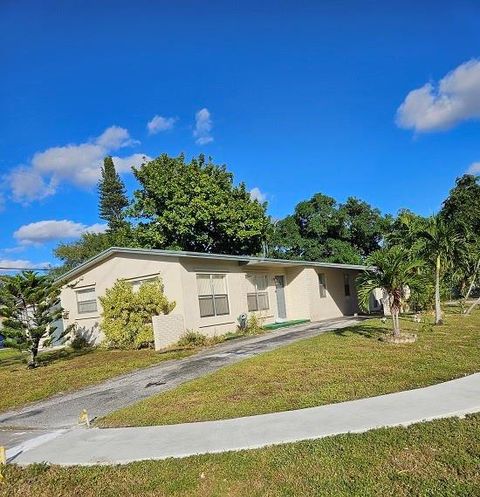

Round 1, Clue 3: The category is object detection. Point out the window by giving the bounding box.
[130,277,157,292]
[318,273,327,298]
[196,274,229,317]
[76,288,98,314]
[246,274,270,311]
[344,274,351,297]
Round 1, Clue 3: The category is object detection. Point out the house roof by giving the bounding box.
[57,246,370,283]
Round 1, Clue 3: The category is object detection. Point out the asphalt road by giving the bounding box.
[0,317,363,448]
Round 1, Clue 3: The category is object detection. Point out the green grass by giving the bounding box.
[3,414,480,496]
[0,347,194,413]
[100,308,480,427]
[0,348,23,361]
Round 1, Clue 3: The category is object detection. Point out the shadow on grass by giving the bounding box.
[332,324,389,339]
[0,347,96,369]
[333,316,427,340]
[36,347,95,366]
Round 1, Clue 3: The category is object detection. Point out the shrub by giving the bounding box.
[100,279,175,349]
[245,313,264,335]
[69,327,93,351]
[177,330,208,348]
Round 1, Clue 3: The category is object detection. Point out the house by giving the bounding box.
[58,247,368,347]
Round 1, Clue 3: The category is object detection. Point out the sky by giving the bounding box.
[1,0,480,270]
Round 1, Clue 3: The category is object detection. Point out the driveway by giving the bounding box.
[0,317,363,448]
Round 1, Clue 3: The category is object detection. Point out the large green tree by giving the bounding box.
[0,271,70,367]
[53,232,114,276]
[440,174,480,299]
[98,156,129,231]
[268,193,390,263]
[130,154,270,254]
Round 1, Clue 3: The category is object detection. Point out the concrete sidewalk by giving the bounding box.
[9,373,480,466]
[0,317,361,447]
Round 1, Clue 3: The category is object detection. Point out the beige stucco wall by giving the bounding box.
[307,268,360,321]
[177,259,285,336]
[61,254,290,343]
[60,253,362,345]
[284,267,360,323]
[283,266,310,320]
[60,253,185,344]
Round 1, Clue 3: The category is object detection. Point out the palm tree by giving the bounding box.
[415,216,467,325]
[357,246,425,336]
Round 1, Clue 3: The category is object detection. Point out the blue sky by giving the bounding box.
[1,0,480,270]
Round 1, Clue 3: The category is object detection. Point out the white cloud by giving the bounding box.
[95,126,138,149]
[9,166,58,203]
[147,115,177,134]
[14,220,108,245]
[0,259,51,270]
[193,108,214,145]
[467,162,480,175]
[7,126,147,203]
[112,153,152,173]
[0,246,26,254]
[250,187,267,203]
[0,193,4,211]
[396,59,480,132]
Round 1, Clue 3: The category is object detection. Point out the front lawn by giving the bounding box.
[3,414,480,496]
[100,308,480,427]
[0,347,194,413]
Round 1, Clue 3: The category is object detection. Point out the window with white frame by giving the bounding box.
[344,273,351,297]
[130,277,158,292]
[196,274,229,317]
[318,273,327,298]
[246,274,269,312]
[76,287,98,314]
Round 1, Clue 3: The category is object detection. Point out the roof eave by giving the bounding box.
[56,247,371,284]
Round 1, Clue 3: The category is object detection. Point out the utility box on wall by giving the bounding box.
[152,314,185,350]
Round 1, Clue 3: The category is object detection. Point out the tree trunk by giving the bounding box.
[464,257,480,301]
[434,255,443,325]
[28,343,39,369]
[466,295,480,316]
[391,290,401,337]
[392,310,400,337]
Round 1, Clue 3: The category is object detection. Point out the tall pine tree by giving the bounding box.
[98,156,129,231]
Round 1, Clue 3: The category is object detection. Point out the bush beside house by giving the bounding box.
[99,279,175,349]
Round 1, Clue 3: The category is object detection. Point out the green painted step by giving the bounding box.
[263,319,310,330]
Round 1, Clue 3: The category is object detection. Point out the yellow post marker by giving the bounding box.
[0,446,6,483]
[78,409,90,428]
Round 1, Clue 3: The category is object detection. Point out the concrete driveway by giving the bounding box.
[0,317,363,448]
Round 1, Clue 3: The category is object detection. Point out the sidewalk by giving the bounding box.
[0,317,361,448]
[9,372,480,466]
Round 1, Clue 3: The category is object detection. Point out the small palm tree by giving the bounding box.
[357,247,425,336]
[416,216,467,325]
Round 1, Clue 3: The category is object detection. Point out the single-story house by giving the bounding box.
[58,247,372,347]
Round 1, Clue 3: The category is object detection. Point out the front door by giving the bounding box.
[274,275,287,319]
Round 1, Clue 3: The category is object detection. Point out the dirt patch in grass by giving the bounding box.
[3,414,480,497]
[100,309,480,427]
